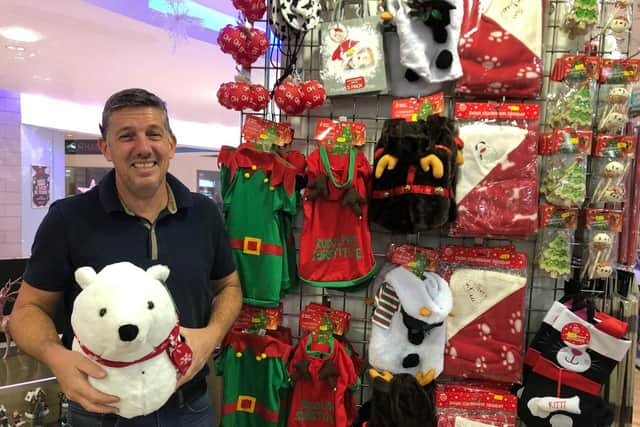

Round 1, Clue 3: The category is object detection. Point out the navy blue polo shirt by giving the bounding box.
[24,170,236,356]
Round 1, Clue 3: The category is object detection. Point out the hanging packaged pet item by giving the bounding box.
[456,0,543,98]
[538,129,591,208]
[517,302,631,427]
[435,382,517,426]
[596,59,640,133]
[561,0,600,40]
[390,92,445,122]
[580,209,622,281]
[298,123,377,289]
[219,135,305,307]
[450,103,539,239]
[590,135,635,205]
[216,327,292,427]
[384,0,463,86]
[319,0,388,96]
[368,266,453,386]
[536,206,579,280]
[440,246,527,384]
[604,0,631,35]
[288,331,360,427]
[370,115,462,233]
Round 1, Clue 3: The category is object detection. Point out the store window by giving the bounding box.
[64,167,110,197]
[197,170,223,211]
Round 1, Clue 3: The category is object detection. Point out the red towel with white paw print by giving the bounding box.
[456,0,543,98]
[440,247,527,383]
[450,122,538,238]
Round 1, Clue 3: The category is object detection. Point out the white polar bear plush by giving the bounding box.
[71,262,192,419]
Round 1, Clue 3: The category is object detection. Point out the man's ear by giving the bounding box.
[98,138,112,162]
[169,134,177,159]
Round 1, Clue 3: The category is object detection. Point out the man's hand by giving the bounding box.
[175,326,217,388]
[48,348,119,414]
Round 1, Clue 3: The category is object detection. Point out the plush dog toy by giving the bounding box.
[71,262,192,418]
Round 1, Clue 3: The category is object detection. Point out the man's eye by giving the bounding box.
[119,134,134,140]
[148,133,163,140]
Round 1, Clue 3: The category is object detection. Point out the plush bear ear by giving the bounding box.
[146,265,170,283]
[75,267,97,290]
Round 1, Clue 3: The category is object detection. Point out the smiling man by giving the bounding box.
[11,88,242,427]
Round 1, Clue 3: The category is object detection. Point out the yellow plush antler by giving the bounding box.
[369,368,394,382]
[416,368,436,386]
[375,154,399,178]
[419,154,444,178]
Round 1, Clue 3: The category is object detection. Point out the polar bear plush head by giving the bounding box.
[71,262,176,362]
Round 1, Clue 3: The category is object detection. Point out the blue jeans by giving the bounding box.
[67,389,215,427]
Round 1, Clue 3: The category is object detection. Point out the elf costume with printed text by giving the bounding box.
[216,329,292,427]
[288,334,360,427]
[299,145,377,288]
[219,144,305,307]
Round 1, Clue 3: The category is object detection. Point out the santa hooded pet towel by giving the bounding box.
[451,122,538,238]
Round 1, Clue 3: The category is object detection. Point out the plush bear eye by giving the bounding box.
[99,308,107,317]
[147,301,154,310]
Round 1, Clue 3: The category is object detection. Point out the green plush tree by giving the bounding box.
[316,314,334,344]
[257,125,276,151]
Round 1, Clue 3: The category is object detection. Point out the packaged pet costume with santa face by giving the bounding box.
[370,116,462,233]
[369,266,453,386]
[71,262,191,419]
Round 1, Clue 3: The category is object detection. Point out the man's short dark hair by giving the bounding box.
[99,88,173,139]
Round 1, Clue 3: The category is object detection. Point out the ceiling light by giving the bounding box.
[6,45,25,51]
[0,26,43,43]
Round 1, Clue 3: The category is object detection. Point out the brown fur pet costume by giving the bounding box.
[370,116,462,233]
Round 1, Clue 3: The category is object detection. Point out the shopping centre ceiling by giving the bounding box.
[0,0,243,128]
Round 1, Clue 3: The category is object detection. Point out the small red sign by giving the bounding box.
[560,322,590,347]
[345,77,365,91]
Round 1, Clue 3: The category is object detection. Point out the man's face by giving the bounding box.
[98,107,176,200]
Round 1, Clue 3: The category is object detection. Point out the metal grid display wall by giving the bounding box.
[236,0,638,416]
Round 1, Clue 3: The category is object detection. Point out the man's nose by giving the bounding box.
[133,135,153,154]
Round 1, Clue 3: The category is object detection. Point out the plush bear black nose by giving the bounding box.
[119,324,139,342]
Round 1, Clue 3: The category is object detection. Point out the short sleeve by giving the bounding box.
[209,204,237,280]
[23,202,73,292]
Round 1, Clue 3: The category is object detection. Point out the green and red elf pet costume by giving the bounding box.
[219,143,305,307]
[216,328,293,427]
[287,333,360,427]
[298,140,377,288]
[370,115,463,233]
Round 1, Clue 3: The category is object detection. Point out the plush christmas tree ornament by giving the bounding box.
[385,0,463,83]
[369,267,453,385]
[71,262,191,419]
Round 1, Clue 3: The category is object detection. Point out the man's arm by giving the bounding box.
[11,281,119,413]
[177,270,242,386]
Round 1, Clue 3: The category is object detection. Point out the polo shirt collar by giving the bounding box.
[98,169,193,214]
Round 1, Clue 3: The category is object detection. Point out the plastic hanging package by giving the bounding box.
[547,55,600,131]
[538,129,591,208]
[580,209,623,281]
[536,206,579,280]
[589,135,635,205]
[439,245,528,384]
[561,0,600,40]
[455,0,543,99]
[449,102,539,239]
